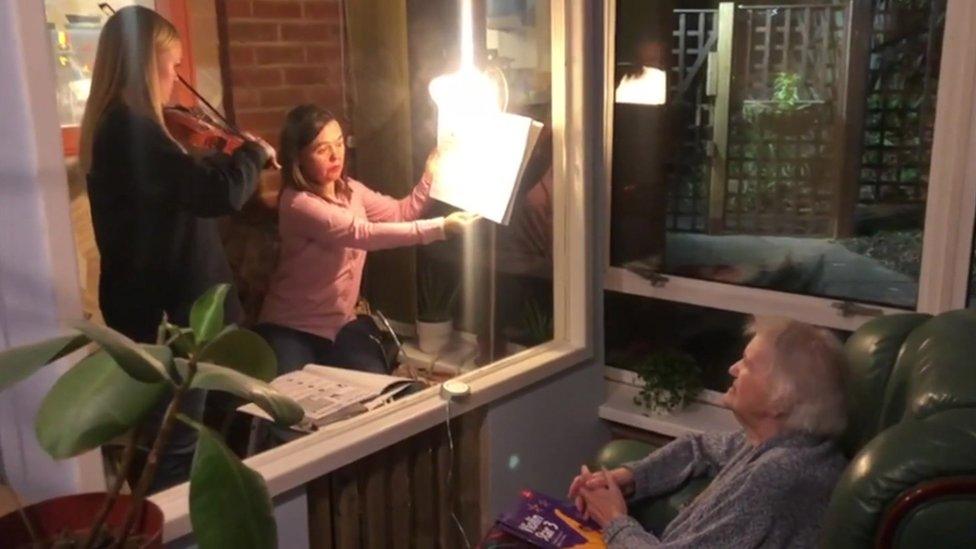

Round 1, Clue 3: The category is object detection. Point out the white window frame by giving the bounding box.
[599,0,976,437]
[148,0,596,541]
[601,0,976,333]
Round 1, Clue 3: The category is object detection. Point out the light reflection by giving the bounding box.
[615,66,667,105]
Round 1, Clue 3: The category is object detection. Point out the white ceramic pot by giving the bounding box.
[416,319,453,355]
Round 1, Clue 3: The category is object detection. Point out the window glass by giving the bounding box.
[610,0,946,308]
[605,291,851,395]
[44,1,154,127]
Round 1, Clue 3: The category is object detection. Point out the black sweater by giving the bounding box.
[87,103,268,342]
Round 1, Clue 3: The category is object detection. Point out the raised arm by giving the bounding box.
[623,432,744,500]
[123,111,268,217]
[357,175,435,223]
[281,190,445,251]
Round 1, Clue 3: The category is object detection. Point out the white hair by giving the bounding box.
[747,316,848,438]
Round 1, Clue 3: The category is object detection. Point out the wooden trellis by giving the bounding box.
[666,9,718,233]
[719,2,848,236]
[857,0,946,206]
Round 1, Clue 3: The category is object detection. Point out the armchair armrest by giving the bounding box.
[594,440,711,536]
[876,477,976,548]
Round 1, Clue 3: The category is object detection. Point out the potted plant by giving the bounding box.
[630,350,703,414]
[0,284,303,548]
[416,263,458,355]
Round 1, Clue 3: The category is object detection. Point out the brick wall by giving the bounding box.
[219,0,345,148]
[216,0,347,323]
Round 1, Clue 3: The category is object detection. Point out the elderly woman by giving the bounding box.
[570,317,848,548]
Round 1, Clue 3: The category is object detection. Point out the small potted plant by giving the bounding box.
[630,350,703,414]
[416,263,458,355]
[0,284,302,548]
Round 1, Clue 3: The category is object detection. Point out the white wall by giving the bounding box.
[483,359,608,521]
[0,1,102,502]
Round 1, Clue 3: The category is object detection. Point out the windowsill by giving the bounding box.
[150,340,590,542]
[600,366,738,438]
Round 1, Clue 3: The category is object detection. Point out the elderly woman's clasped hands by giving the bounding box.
[567,464,636,528]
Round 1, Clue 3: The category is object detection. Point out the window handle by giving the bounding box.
[831,301,884,318]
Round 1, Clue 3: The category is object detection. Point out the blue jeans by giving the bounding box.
[255,316,390,375]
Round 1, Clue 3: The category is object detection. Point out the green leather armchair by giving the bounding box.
[595,310,976,547]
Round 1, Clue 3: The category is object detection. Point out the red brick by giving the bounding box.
[233,88,262,109]
[224,0,252,18]
[304,44,340,63]
[253,1,302,19]
[228,45,255,65]
[280,22,337,42]
[231,66,283,87]
[304,85,341,106]
[254,45,305,65]
[227,21,279,42]
[284,66,333,86]
[260,87,307,107]
[236,109,287,132]
[303,1,339,20]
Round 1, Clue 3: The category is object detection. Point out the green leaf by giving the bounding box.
[190,284,231,345]
[70,320,169,383]
[197,328,278,382]
[176,359,302,426]
[164,323,196,358]
[0,333,89,391]
[182,416,277,549]
[35,349,168,458]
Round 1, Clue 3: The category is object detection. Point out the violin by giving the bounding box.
[163,106,246,156]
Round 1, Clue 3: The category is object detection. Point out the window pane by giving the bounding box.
[44,1,154,127]
[610,0,946,308]
[605,291,851,395]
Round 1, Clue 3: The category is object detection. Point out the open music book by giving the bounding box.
[239,364,424,430]
[432,112,544,225]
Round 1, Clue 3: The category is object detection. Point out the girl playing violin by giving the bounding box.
[80,5,277,343]
[78,5,277,490]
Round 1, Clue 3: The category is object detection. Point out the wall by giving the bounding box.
[483,360,608,523]
[220,0,345,148]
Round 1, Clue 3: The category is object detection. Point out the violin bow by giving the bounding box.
[98,2,245,138]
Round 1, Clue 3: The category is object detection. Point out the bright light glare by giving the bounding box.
[615,66,667,105]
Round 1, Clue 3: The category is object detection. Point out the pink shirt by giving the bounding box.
[259,176,445,340]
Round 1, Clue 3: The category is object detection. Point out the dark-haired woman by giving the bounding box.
[256,104,476,375]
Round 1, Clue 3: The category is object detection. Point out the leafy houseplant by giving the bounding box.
[416,263,458,354]
[630,351,703,414]
[0,284,303,548]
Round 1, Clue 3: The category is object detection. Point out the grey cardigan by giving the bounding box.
[603,431,846,548]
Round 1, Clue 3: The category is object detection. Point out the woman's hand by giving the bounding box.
[578,469,629,528]
[568,465,635,512]
[444,211,480,235]
[243,131,281,170]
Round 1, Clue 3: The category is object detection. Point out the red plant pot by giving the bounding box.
[0,492,163,548]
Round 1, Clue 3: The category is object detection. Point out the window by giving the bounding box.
[44,0,194,155]
[602,0,976,441]
[605,0,976,338]
[608,0,948,311]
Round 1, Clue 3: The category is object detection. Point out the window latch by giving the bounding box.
[831,301,884,318]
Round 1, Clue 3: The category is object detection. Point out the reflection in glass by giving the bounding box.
[44,1,153,127]
[611,0,946,308]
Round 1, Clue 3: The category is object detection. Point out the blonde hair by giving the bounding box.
[747,316,848,438]
[79,6,180,171]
